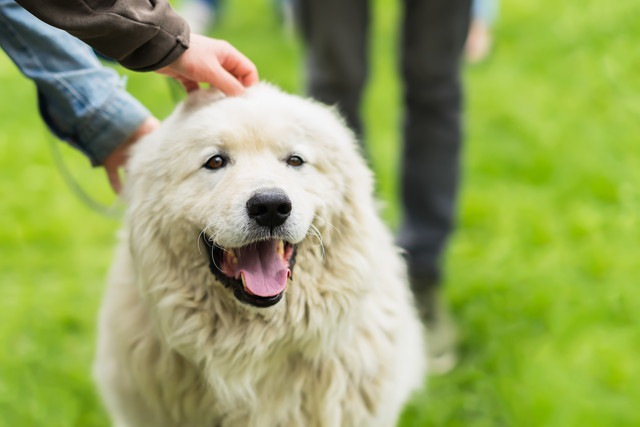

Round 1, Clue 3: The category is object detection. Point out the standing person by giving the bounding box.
[2,0,258,191]
[180,0,222,34]
[294,0,471,373]
[466,0,499,62]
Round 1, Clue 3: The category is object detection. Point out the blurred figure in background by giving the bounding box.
[294,0,471,373]
[180,0,222,34]
[466,0,499,62]
[180,0,297,34]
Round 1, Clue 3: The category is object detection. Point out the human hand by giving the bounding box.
[157,34,259,94]
[103,116,161,193]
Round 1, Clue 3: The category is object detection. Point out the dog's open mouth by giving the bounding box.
[203,237,297,308]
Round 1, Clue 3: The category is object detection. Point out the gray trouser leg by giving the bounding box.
[398,0,471,287]
[295,0,470,289]
[294,0,370,136]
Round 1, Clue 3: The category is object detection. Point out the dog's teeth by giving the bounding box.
[277,240,285,258]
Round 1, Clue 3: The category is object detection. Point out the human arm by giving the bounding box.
[14,0,189,72]
[0,1,156,193]
[15,0,258,94]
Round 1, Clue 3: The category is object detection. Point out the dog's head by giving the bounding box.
[126,84,373,310]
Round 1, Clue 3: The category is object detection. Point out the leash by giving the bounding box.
[49,77,184,218]
[47,133,124,219]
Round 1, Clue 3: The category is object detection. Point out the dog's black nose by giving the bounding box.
[246,189,292,228]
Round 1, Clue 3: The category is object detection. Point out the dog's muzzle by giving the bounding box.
[202,235,297,308]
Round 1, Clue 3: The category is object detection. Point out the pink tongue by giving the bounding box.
[236,241,289,297]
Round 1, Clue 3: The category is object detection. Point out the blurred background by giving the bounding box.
[1,0,639,425]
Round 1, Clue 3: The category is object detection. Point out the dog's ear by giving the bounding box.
[180,88,227,113]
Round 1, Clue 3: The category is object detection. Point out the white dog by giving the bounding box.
[94,84,426,427]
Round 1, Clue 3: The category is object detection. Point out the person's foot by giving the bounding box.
[465,18,493,63]
[425,296,458,374]
[412,282,459,375]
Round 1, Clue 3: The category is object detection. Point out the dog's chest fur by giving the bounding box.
[97,238,405,427]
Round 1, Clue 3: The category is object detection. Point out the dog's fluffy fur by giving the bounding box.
[94,84,426,427]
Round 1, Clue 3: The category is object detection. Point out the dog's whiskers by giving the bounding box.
[197,224,218,252]
[197,225,228,273]
[307,224,326,258]
[209,243,226,273]
[196,227,210,255]
[313,214,342,239]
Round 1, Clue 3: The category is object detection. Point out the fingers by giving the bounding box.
[209,64,246,96]
[206,45,258,96]
[241,70,259,87]
[102,116,159,194]
[156,35,259,96]
[218,44,259,88]
[179,77,200,93]
[199,40,257,95]
[105,165,122,194]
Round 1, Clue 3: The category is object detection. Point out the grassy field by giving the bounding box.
[1,0,639,425]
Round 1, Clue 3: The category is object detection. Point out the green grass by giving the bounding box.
[1,0,640,425]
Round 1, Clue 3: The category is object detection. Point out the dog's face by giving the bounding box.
[127,85,368,309]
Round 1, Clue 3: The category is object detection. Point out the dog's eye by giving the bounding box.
[286,155,304,167]
[204,155,228,170]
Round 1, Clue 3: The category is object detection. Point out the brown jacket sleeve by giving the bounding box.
[15,0,190,71]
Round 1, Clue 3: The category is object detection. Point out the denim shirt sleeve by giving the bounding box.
[0,0,150,165]
[15,0,190,71]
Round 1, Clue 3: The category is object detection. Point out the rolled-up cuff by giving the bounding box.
[118,2,191,71]
[75,83,150,165]
[16,0,191,72]
[120,27,189,72]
